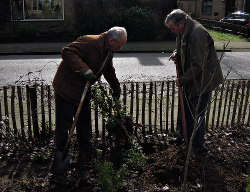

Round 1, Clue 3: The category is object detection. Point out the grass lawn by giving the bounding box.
[208,29,250,42]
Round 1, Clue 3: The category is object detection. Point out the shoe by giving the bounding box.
[169,137,184,145]
[50,150,70,176]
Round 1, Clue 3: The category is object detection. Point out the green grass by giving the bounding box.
[208,29,250,42]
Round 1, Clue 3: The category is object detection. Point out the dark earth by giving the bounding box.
[0,125,249,192]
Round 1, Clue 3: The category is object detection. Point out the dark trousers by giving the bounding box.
[54,94,92,152]
[177,91,211,152]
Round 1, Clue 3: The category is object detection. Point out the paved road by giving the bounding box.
[0,52,249,86]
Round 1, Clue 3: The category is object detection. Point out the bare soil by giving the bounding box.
[0,125,249,192]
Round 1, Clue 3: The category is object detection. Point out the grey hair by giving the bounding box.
[164,9,190,26]
[107,26,127,42]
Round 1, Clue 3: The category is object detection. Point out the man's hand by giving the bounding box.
[169,52,178,64]
[84,69,97,81]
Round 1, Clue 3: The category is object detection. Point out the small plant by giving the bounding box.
[94,159,128,192]
[31,148,52,163]
[92,81,132,144]
[123,143,147,170]
[16,179,30,191]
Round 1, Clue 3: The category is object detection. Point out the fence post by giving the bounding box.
[226,80,235,127]
[17,86,25,139]
[41,85,46,138]
[211,88,218,130]
[148,82,153,134]
[171,81,175,132]
[231,81,241,127]
[154,82,157,133]
[26,85,32,139]
[11,86,17,136]
[30,85,40,138]
[165,81,170,133]
[242,80,250,124]
[237,81,245,125]
[221,80,230,127]
[123,84,127,112]
[47,85,52,134]
[3,87,10,132]
[135,83,139,134]
[216,84,224,129]
[130,83,134,117]
[141,83,146,136]
[159,82,164,133]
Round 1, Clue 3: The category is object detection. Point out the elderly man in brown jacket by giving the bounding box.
[51,26,127,170]
[165,9,223,156]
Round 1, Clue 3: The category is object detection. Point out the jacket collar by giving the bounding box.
[183,17,195,38]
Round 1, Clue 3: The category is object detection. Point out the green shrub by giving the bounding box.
[124,6,156,41]
[124,143,147,170]
[103,8,126,30]
[94,160,128,192]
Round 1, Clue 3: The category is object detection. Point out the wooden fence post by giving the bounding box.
[47,85,52,134]
[17,86,25,138]
[226,80,235,127]
[159,82,164,133]
[3,87,10,132]
[211,88,218,130]
[154,82,157,133]
[231,81,241,127]
[148,82,153,134]
[165,81,170,133]
[171,81,175,132]
[135,83,139,126]
[237,81,245,125]
[26,85,32,138]
[11,86,17,136]
[216,84,224,129]
[123,84,127,112]
[221,80,230,127]
[142,83,146,136]
[30,85,40,138]
[242,80,250,124]
[130,83,134,117]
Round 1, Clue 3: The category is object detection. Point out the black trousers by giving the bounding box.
[177,91,211,152]
[54,94,92,152]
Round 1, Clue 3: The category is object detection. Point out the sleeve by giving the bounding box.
[179,28,209,86]
[61,39,91,75]
[103,59,121,97]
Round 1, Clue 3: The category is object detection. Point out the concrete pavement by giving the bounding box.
[0,41,250,54]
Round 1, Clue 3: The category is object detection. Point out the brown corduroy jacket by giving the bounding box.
[53,32,121,104]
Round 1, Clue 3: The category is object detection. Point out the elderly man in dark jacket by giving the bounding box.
[52,26,127,170]
[165,9,223,155]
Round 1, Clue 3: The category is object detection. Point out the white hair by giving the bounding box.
[107,26,127,42]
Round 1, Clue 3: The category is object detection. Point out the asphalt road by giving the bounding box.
[0,52,249,86]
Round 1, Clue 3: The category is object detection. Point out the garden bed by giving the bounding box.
[0,125,249,192]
